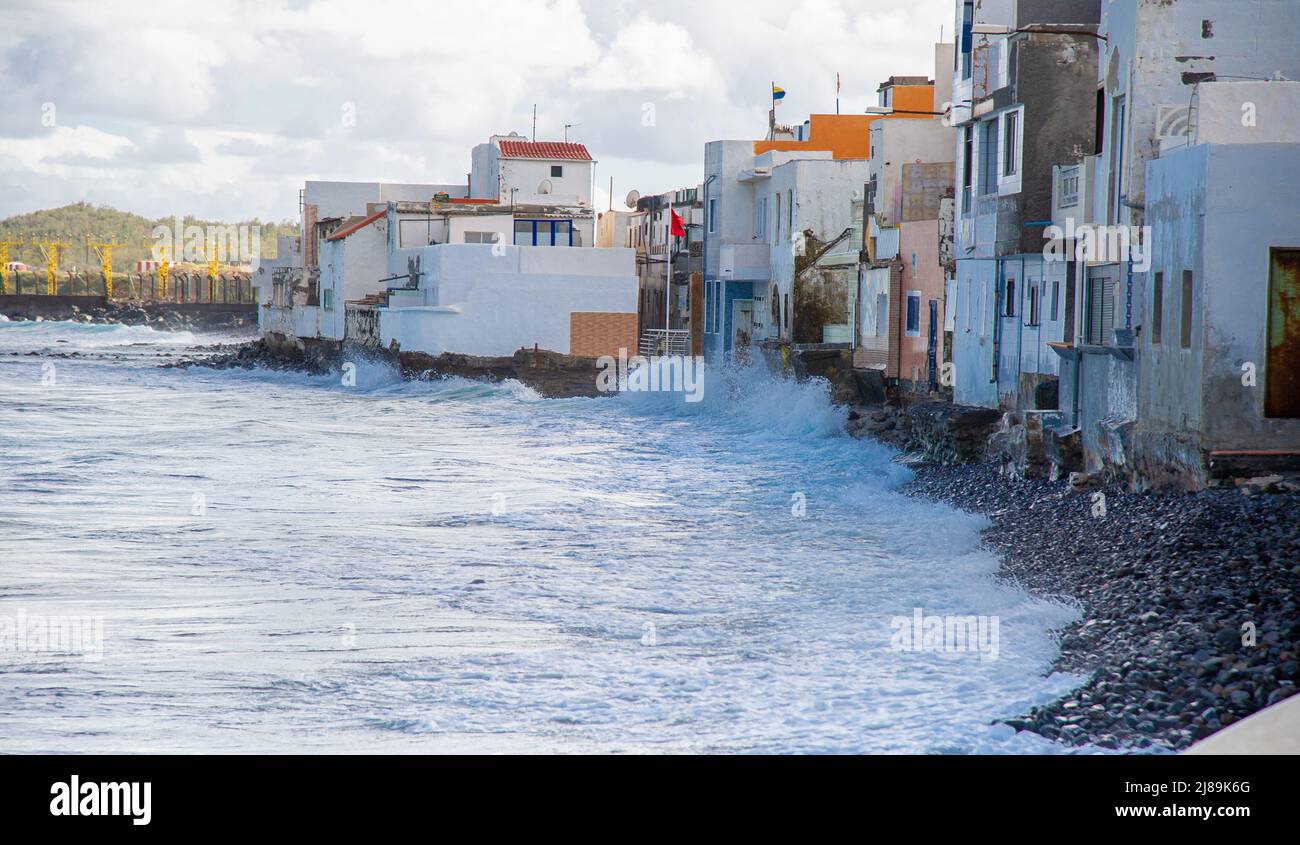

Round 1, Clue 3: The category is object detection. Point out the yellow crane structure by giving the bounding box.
[33,239,70,296]
[194,241,221,302]
[0,239,23,295]
[151,240,173,299]
[87,238,127,299]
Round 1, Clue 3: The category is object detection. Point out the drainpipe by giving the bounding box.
[992,262,1001,386]
[1017,255,1025,405]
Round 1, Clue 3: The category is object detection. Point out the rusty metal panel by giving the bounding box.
[1267,248,1300,418]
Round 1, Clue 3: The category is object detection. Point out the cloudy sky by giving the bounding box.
[0,0,953,222]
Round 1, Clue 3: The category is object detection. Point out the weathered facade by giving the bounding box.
[949,0,1101,410]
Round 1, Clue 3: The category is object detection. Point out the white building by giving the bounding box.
[470,134,596,245]
[259,133,609,352]
[359,204,637,359]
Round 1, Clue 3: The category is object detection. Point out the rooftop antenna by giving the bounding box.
[532,104,537,141]
[564,122,581,142]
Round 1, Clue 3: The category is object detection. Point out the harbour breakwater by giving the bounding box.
[0,294,256,333]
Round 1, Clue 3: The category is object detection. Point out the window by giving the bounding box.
[1087,274,1116,346]
[717,279,728,332]
[1059,167,1080,208]
[1109,95,1126,224]
[1151,272,1163,344]
[1094,87,1106,157]
[322,288,334,311]
[962,127,973,212]
[463,231,498,244]
[774,192,782,241]
[1050,280,1060,322]
[550,165,563,177]
[960,0,974,80]
[784,293,790,330]
[979,119,999,195]
[906,291,921,336]
[754,197,767,240]
[708,198,718,233]
[1003,111,1019,177]
[1004,276,1016,317]
[1180,270,1193,348]
[787,189,794,234]
[513,219,574,246]
[1026,280,1039,326]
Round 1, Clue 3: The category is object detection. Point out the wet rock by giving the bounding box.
[901,460,1300,752]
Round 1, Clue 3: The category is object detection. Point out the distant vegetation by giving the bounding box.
[0,202,299,273]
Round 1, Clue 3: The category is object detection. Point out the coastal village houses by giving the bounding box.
[941,0,1300,488]
[251,0,1300,491]
[701,81,937,360]
[254,134,639,361]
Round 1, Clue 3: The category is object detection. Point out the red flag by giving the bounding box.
[670,208,685,238]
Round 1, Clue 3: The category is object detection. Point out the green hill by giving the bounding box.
[0,203,299,273]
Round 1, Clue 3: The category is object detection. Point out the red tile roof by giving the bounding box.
[497,140,592,161]
[326,209,385,241]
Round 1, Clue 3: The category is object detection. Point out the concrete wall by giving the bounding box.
[378,243,636,357]
[1138,142,1300,456]
[899,220,947,385]
[449,214,513,245]
[317,219,389,341]
[1197,81,1300,146]
[869,121,954,227]
[304,181,463,219]
[1016,33,1100,254]
[1135,143,1207,440]
[1015,0,1101,27]
[498,158,591,207]
[952,258,1000,406]
[703,140,762,256]
[470,142,500,199]
[596,210,633,247]
[769,158,868,341]
[1097,0,1300,230]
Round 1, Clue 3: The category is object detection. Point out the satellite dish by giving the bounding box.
[625,189,640,208]
[538,179,553,195]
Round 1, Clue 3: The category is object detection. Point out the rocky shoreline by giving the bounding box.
[167,337,614,398]
[897,459,1299,752]
[1,299,255,332]
[163,337,332,373]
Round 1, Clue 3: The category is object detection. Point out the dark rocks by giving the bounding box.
[0,294,255,333]
[903,460,1300,752]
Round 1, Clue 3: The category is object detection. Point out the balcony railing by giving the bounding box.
[638,329,690,357]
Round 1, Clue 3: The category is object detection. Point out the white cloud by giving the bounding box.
[0,0,954,221]
[574,17,726,96]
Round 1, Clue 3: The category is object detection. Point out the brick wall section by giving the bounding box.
[570,311,638,358]
[887,262,902,378]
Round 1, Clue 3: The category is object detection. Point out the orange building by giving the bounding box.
[753,77,935,161]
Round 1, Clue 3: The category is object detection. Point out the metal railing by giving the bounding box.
[638,329,690,357]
